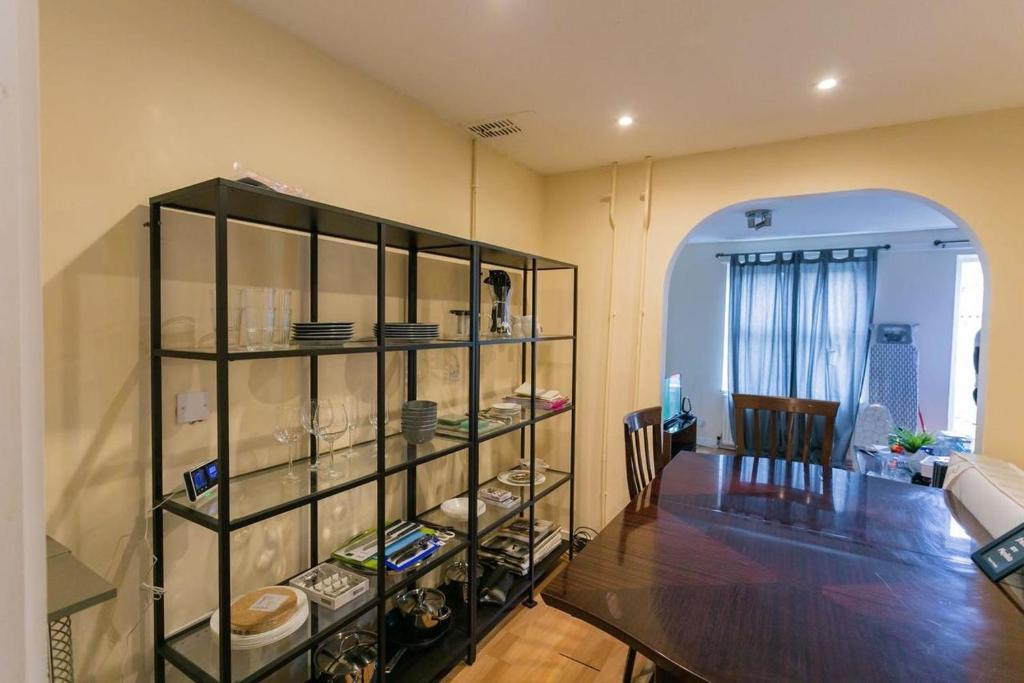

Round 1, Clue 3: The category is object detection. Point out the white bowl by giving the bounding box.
[441,497,486,520]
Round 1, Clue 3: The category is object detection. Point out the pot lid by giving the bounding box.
[396,587,447,615]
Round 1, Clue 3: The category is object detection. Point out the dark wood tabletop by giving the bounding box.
[543,452,1024,682]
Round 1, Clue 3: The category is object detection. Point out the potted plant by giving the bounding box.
[889,427,936,455]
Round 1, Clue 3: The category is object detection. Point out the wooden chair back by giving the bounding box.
[623,407,665,499]
[732,393,839,465]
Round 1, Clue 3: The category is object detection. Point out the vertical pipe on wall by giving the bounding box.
[597,162,619,526]
[470,138,479,240]
[631,157,654,411]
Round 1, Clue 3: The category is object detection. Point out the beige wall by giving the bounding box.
[542,108,1024,524]
[40,0,545,679]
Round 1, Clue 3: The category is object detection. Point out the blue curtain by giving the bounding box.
[729,249,877,465]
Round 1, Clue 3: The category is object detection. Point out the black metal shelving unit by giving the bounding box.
[149,178,577,682]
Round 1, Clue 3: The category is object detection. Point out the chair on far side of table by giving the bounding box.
[732,393,839,465]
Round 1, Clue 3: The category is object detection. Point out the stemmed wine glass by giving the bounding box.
[369,398,387,436]
[300,398,333,471]
[319,403,349,479]
[274,404,302,481]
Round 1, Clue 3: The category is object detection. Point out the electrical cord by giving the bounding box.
[119,494,173,678]
[571,527,598,554]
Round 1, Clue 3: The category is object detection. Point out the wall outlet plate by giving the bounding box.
[176,391,209,424]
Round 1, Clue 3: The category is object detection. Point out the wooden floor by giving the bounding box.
[444,559,653,683]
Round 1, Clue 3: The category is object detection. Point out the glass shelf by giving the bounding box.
[477,334,574,346]
[476,403,573,443]
[163,433,469,530]
[418,468,570,537]
[163,573,377,683]
[157,336,477,361]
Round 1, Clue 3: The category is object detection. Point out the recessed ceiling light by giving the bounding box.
[617,115,634,127]
[816,77,838,91]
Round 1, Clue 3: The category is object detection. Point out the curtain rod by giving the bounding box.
[933,238,971,248]
[714,244,891,259]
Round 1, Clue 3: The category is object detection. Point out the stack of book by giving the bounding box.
[435,415,505,440]
[479,518,564,576]
[503,382,571,412]
[479,485,520,509]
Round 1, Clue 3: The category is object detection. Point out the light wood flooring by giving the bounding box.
[444,559,653,683]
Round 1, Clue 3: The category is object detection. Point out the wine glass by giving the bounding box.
[301,398,333,470]
[319,403,349,479]
[369,398,388,433]
[274,405,302,481]
[339,400,356,459]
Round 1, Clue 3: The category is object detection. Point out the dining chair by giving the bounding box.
[732,393,839,465]
[623,406,665,499]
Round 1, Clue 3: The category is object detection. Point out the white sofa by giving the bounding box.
[944,452,1024,537]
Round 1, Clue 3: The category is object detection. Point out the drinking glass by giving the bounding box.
[206,288,244,349]
[320,403,349,479]
[274,405,302,481]
[243,287,275,350]
[301,398,332,470]
[274,290,293,348]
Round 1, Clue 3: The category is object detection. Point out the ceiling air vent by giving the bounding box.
[466,117,523,139]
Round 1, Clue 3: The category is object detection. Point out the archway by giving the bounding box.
[660,188,989,459]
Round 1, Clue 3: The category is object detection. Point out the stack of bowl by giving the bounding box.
[402,400,437,444]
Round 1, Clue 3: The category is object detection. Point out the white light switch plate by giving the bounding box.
[176,391,209,424]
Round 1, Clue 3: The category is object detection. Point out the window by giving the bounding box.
[948,255,984,440]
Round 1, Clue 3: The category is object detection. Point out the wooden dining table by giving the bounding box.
[543,452,1024,681]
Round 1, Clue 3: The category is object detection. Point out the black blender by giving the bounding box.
[483,270,513,336]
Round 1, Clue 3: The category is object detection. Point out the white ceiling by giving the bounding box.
[235,0,1024,174]
[688,190,959,243]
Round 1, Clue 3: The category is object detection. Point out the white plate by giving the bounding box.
[441,497,486,520]
[209,587,309,650]
[497,470,546,487]
[290,334,355,339]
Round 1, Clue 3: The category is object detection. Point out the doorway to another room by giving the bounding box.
[663,190,986,475]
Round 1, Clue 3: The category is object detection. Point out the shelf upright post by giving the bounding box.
[467,244,481,663]
[309,209,320,638]
[569,267,578,558]
[525,258,538,608]
[375,223,388,683]
[518,264,527,467]
[406,237,418,518]
[149,201,166,683]
[214,184,232,682]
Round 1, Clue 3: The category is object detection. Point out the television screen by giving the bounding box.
[662,373,682,422]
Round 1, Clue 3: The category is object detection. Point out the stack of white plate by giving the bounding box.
[210,586,309,650]
[373,322,439,342]
[291,322,355,345]
[489,402,522,420]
